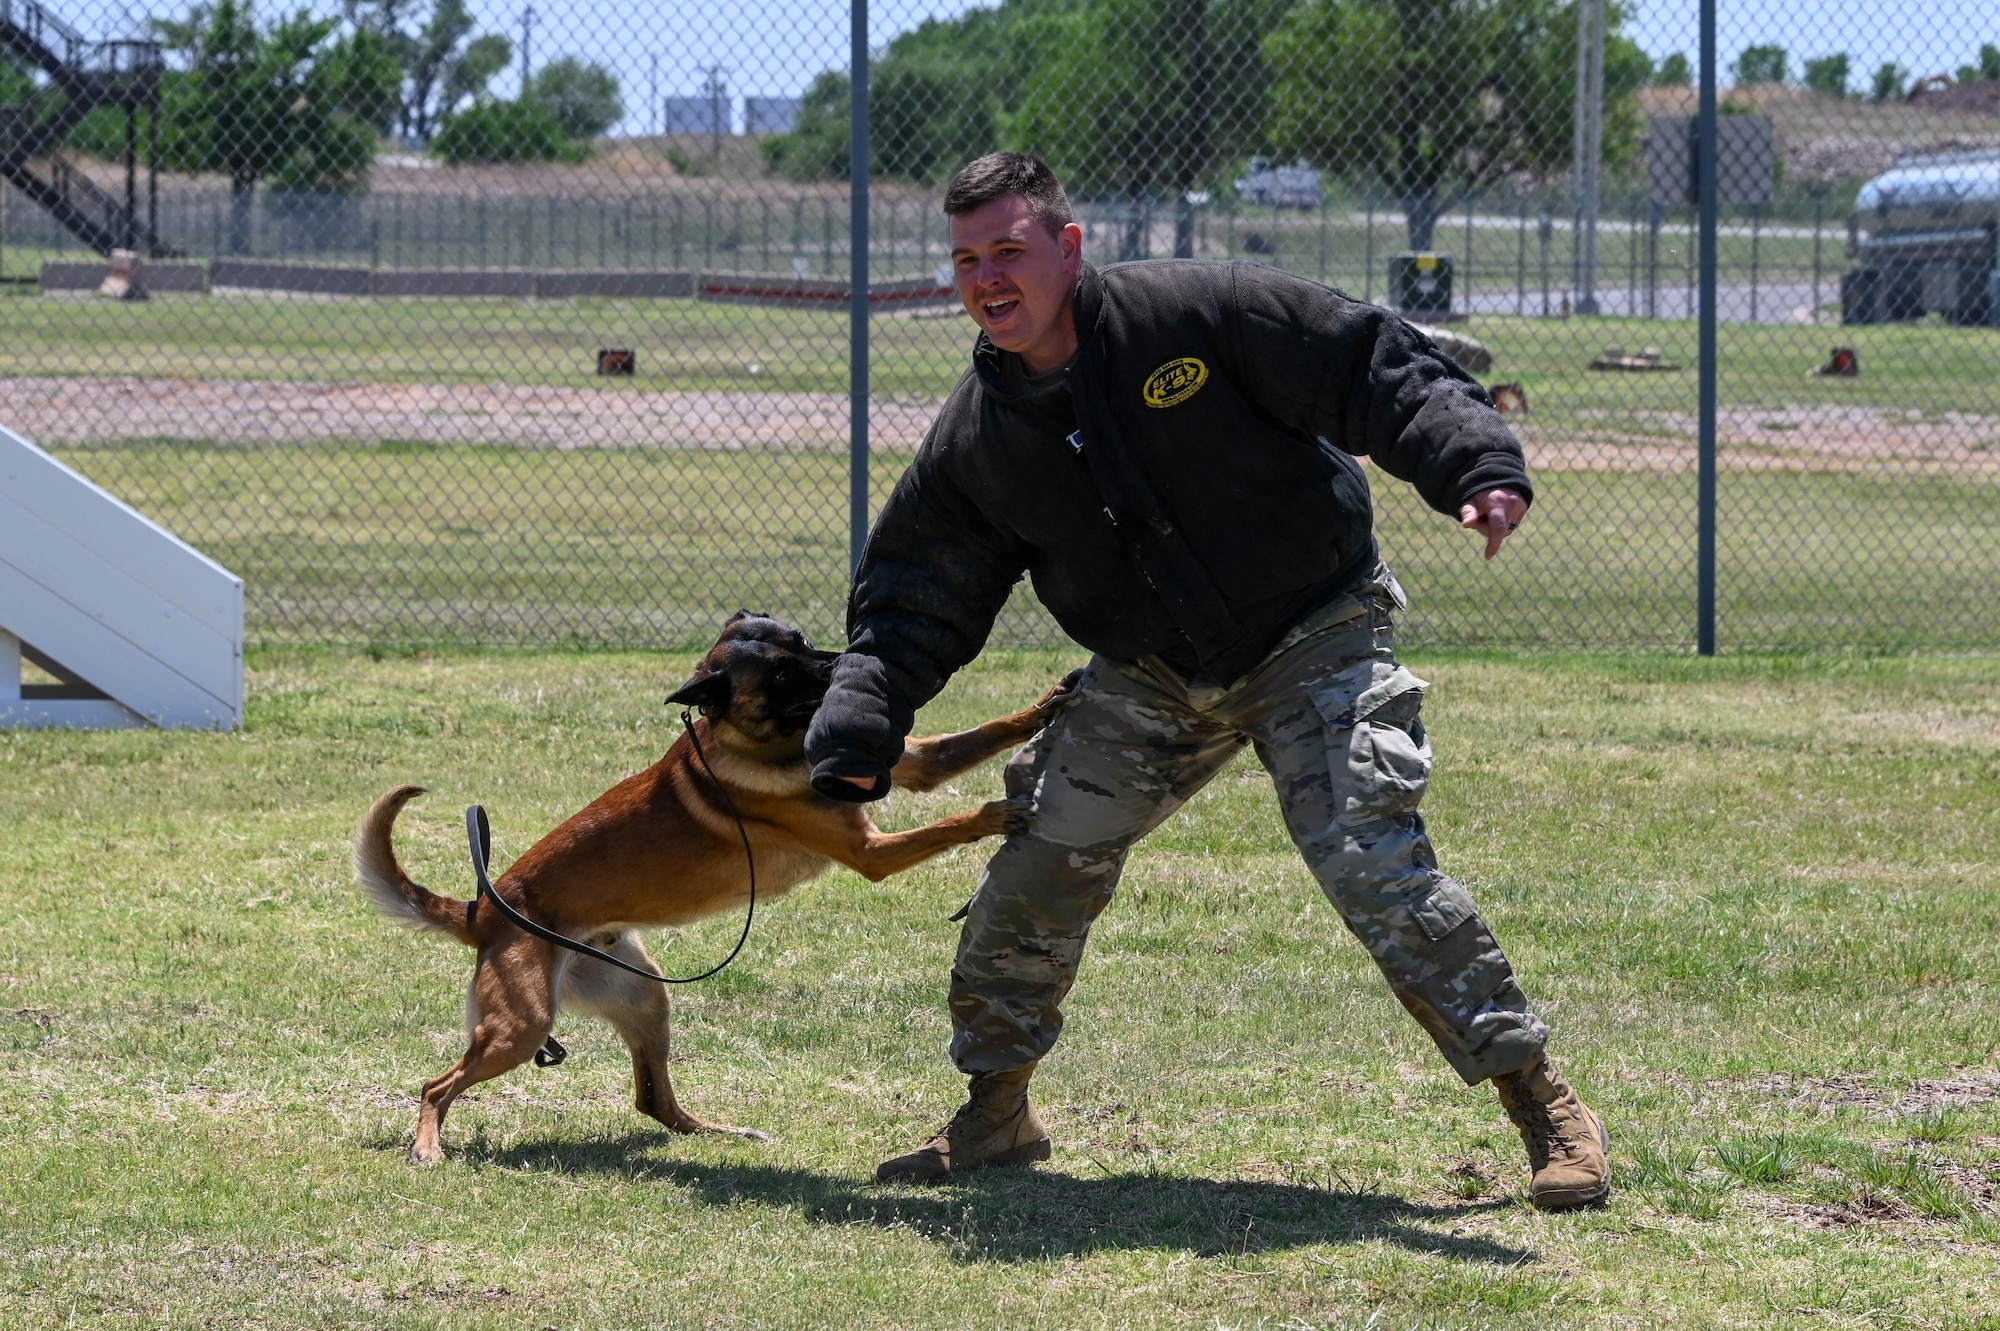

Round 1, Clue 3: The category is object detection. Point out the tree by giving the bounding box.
[1870,61,1907,102]
[434,97,580,162]
[1803,53,1849,98]
[1,50,33,104]
[762,0,1055,186]
[1955,43,2000,85]
[1264,0,1651,251]
[156,0,398,254]
[528,56,623,140]
[1732,44,1786,85]
[761,0,1284,247]
[442,33,512,115]
[761,70,853,179]
[1005,0,1290,257]
[1653,51,1690,86]
[341,0,512,142]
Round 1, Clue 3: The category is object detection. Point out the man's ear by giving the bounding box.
[666,668,730,713]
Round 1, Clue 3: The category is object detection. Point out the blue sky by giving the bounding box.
[81,0,2000,136]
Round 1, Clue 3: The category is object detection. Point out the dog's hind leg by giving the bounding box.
[410,935,557,1166]
[560,932,771,1143]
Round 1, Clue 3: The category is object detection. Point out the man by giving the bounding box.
[805,152,1607,1210]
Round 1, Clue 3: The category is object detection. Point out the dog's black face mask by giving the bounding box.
[667,611,840,740]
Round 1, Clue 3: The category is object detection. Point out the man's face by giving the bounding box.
[949,194,1084,373]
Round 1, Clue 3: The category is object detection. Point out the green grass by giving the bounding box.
[46,440,2000,651]
[3,281,1997,417]
[0,284,969,396]
[3,648,1999,1328]
[5,281,1996,652]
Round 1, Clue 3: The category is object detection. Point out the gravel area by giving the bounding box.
[0,377,938,450]
[4,376,1996,475]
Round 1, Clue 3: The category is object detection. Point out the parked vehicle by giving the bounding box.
[1842,150,2000,325]
[1233,157,1323,210]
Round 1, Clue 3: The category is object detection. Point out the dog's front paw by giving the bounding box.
[1034,667,1087,712]
[976,796,1034,838]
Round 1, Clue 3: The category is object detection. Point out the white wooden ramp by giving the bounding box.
[0,422,243,730]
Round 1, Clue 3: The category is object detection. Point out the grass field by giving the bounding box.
[42,440,2000,652]
[5,283,1997,417]
[5,282,1998,652]
[3,648,1998,1328]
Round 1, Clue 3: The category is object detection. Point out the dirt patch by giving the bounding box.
[1756,1192,1917,1230]
[0,376,939,451]
[1939,1162,2000,1214]
[1848,709,2000,748]
[1742,1069,2000,1117]
[12,375,2000,473]
[1522,405,2000,475]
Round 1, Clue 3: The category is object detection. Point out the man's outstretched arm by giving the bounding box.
[1223,267,1534,545]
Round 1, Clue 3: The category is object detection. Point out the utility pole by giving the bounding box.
[698,64,729,159]
[520,5,535,99]
[1570,0,1606,314]
[650,54,659,137]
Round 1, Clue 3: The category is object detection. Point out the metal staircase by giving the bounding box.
[1,0,172,256]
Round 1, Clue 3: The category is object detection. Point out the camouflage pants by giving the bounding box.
[948,567,1549,1086]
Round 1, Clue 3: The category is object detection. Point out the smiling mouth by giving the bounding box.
[983,298,1019,320]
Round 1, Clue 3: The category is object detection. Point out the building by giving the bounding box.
[743,97,800,135]
[664,95,730,137]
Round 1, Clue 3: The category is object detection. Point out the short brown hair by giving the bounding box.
[943,152,1074,237]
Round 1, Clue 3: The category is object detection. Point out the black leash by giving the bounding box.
[464,710,759,1068]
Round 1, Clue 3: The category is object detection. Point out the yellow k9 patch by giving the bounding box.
[1141,357,1209,408]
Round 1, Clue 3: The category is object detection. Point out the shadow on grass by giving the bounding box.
[478,1132,1534,1265]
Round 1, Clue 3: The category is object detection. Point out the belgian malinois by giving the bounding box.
[356,611,1076,1165]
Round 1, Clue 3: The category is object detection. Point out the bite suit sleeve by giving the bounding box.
[805,430,1027,801]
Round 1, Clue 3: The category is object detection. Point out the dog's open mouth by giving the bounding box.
[778,696,826,731]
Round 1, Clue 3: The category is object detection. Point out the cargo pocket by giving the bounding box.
[1309,662,1433,825]
[1410,879,1477,941]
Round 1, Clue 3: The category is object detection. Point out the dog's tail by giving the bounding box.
[354,785,479,945]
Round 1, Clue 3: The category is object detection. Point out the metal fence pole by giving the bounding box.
[1697,0,1718,655]
[849,0,870,575]
[1812,193,1824,321]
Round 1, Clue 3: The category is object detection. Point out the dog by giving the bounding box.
[355,611,1077,1165]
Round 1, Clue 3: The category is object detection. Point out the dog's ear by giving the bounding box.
[724,609,754,625]
[666,668,731,714]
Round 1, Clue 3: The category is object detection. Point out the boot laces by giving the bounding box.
[1504,1071,1582,1165]
[943,1076,1025,1140]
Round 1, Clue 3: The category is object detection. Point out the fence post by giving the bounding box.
[1363,200,1374,304]
[1812,193,1824,321]
[1748,203,1762,324]
[1463,204,1473,311]
[849,0,870,575]
[1516,195,1527,315]
[1697,0,1718,655]
[1646,200,1661,319]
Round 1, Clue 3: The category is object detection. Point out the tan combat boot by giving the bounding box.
[875,1065,1052,1184]
[1492,1057,1610,1210]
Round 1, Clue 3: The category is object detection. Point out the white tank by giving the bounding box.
[1856,151,2000,234]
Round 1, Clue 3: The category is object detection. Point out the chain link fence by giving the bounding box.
[2,0,1995,652]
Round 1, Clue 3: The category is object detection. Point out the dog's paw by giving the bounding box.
[1034,667,1088,713]
[978,796,1035,837]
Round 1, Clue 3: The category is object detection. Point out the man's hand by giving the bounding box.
[1458,488,1528,561]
